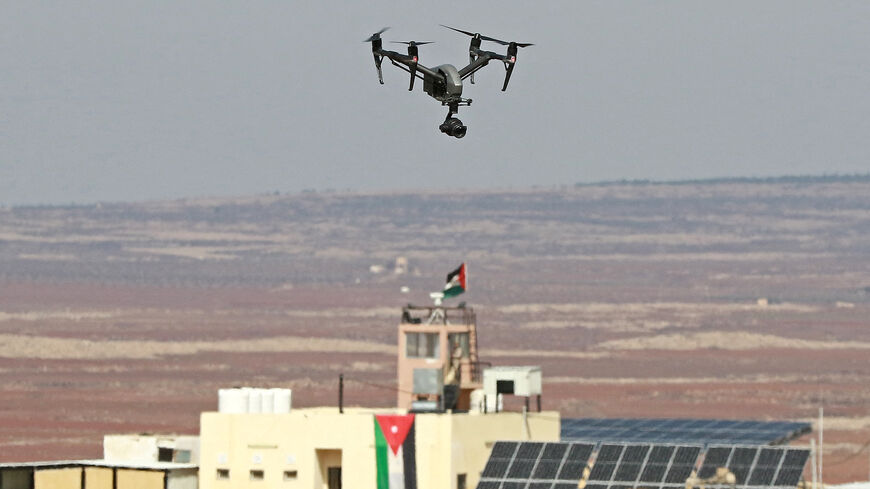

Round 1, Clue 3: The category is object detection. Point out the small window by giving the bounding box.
[496,379,515,394]
[424,333,439,358]
[174,449,192,463]
[216,469,230,480]
[158,447,173,462]
[405,332,419,358]
[406,332,440,358]
[284,470,298,481]
[457,473,467,489]
[250,469,265,481]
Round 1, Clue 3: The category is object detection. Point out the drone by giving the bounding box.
[365,25,533,138]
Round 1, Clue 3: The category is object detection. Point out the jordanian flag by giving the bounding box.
[374,414,417,489]
[443,263,467,298]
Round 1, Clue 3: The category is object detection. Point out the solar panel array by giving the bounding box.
[476,441,810,489]
[561,418,812,445]
[478,441,595,489]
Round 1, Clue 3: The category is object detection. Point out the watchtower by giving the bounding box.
[397,303,483,412]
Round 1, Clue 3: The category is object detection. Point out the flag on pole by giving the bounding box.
[443,263,467,298]
[374,414,417,489]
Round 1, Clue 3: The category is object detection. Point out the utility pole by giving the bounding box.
[819,407,824,487]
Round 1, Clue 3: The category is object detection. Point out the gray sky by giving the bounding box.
[2,1,868,205]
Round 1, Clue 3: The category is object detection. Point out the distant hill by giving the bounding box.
[1,178,869,302]
[575,173,870,187]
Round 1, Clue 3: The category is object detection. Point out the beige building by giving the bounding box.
[0,433,198,489]
[199,407,560,489]
[0,460,196,489]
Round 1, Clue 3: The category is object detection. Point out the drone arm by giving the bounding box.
[375,49,440,79]
[387,58,426,80]
[457,50,500,80]
[459,48,519,91]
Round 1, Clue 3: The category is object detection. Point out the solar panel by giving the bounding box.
[476,441,810,489]
[478,441,596,489]
[699,444,811,489]
[561,418,811,446]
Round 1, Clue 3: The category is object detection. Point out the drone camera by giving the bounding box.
[439,117,467,138]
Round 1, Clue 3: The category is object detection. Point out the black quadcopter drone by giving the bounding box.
[365,25,532,138]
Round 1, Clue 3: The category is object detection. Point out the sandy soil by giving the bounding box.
[1,181,869,482]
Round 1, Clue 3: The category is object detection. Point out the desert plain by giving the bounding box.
[1,177,869,482]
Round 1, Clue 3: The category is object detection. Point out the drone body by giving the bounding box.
[365,26,532,138]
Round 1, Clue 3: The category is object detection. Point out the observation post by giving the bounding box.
[396,303,484,412]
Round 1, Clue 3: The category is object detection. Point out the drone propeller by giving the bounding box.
[440,25,476,38]
[390,42,433,91]
[440,25,532,85]
[440,25,482,83]
[363,27,390,43]
[440,24,533,47]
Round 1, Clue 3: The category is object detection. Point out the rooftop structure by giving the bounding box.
[397,304,484,412]
[103,434,200,465]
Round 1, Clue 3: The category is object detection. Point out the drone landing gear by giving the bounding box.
[439,100,470,139]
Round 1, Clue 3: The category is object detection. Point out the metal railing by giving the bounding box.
[400,305,476,326]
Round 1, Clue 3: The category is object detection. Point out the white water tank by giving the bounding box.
[272,388,292,413]
[247,388,262,413]
[218,387,292,414]
[218,388,248,414]
[260,389,275,414]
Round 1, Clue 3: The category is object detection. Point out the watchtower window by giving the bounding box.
[405,332,439,358]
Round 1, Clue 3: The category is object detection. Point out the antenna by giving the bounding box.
[429,291,444,306]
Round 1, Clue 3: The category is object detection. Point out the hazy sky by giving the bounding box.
[2,1,868,205]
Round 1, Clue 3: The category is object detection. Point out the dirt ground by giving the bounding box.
[1,181,869,482]
[0,280,867,482]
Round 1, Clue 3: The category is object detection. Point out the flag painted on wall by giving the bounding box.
[374,414,417,489]
[443,263,467,298]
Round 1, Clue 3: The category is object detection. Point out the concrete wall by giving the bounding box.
[33,467,80,489]
[199,407,559,489]
[115,469,164,489]
[104,435,159,463]
[167,468,198,489]
[83,467,113,489]
[202,408,378,489]
[104,434,200,464]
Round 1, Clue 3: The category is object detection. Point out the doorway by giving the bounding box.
[316,449,342,489]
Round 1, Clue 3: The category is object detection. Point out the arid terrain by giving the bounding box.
[1,177,869,482]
